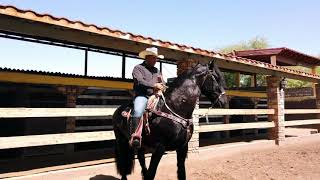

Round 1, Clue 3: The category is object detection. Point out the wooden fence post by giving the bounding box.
[56,86,87,153]
[223,96,230,138]
[267,76,285,145]
[177,59,199,153]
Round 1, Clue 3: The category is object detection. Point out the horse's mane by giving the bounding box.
[165,61,226,94]
[165,68,196,95]
[211,62,227,88]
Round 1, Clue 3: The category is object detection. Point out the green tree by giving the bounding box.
[218,36,268,54]
[217,36,269,87]
[285,66,312,88]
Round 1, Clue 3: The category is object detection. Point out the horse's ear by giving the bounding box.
[194,61,201,68]
[209,60,215,70]
[194,64,207,77]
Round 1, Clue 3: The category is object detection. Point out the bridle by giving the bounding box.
[197,68,226,123]
[199,68,225,107]
[153,68,225,126]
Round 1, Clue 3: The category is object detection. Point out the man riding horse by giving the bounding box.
[113,52,227,179]
[130,47,165,149]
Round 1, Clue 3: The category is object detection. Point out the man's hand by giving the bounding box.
[154,83,165,91]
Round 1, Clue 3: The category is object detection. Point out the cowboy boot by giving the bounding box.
[129,117,141,149]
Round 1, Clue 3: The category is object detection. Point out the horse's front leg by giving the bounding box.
[176,145,188,180]
[137,148,148,177]
[144,144,165,180]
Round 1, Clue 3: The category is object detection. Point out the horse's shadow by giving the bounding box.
[89,174,120,180]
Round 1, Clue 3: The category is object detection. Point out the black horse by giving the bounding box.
[112,61,226,180]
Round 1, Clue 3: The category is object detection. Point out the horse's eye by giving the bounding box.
[182,99,186,103]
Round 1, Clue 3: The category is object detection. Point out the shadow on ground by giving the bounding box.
[90,174,120,180]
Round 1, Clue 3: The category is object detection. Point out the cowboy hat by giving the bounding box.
[139,47,164,59]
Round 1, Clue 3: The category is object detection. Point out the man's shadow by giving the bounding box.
[90,174,120,180]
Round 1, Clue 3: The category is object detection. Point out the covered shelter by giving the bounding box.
[233,47,320,67]
[0,5,319,83]
[233,48,320,92]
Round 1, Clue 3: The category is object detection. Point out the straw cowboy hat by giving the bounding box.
[139,47,164,59]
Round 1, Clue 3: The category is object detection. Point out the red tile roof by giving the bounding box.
[0,5,320,80]
[234,48,320,65]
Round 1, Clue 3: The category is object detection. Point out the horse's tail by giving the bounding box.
[113,105,135,176]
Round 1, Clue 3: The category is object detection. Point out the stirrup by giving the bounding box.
[129,135,141,149]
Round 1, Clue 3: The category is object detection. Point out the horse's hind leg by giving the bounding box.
[144,144,165,180]
[176,145,188,180]
[114,129,135,179]
[137,148,148,177]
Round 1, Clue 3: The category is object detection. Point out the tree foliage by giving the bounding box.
[218,36,269,54]
[285,66,312,88]
[217,36,269,87]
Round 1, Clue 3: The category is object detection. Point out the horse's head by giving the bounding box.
[193,61,227,108]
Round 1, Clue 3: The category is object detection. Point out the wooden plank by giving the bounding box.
[199,122,274,132]
[75,116,112,120]
[0,108,117,118]
[0,107,274,118]
[285,109,320,114]
[0,71,133,90]
[78,95,131,100]
[0,131,115,149]
[284,119,320,126]
[0,71,266,98]
[285,96,315,101]
[75,125,113,131]
[80,91,267,99]
[199,122,223,125]
[76,105,120,108]
[195,108,274,115]
[226,90,267,98]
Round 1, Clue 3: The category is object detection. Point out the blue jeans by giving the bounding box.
[133,96,148,118]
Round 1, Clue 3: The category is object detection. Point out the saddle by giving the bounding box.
[121,89,163,146]
[121,85,193,147]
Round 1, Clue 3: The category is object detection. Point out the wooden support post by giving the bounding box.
[122,53,126,79]
[267,76,285,145]
[56,86,87,153]
[252,97,259,135]
[236,72,240,88]
[159,61,163,73]
[312,66,317,97]
[251,74,257,88]
[251,74,258,135]
[270,55,277,66]
[177,59,199,153]
[314,84,320,131]
[84,50,88,76]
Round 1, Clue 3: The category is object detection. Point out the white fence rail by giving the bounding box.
[0,108,319,150]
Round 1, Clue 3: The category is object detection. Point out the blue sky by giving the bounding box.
[0,0,319,79]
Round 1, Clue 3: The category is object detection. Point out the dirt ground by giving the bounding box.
[154,135,320,180]
[5,133,320,180]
